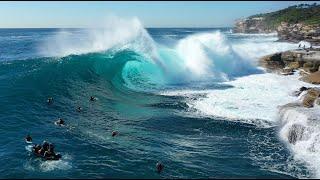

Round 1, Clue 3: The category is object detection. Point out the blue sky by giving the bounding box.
[0,1,318,28]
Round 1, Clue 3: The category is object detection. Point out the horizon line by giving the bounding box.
[0,26,233,29]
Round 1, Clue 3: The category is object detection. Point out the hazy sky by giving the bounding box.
[0,1,318,28]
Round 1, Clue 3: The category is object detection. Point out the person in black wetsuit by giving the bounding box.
[43,143,56,159]
[76,106,82,112]
[156,162,164,173]
[90,96,96,101]
[112,131,119,137]
[47,97,53,104]
[25,134,32,142]
[33,144,41,153]
[37,141,49,156]
[55,118,65,126]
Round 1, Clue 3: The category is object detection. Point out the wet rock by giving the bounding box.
[300,71,320,84]
[302,88,320,108]
[292,86,310,96]
[281,67,294,75]
[259,53,284,71]
[288,124,305,144]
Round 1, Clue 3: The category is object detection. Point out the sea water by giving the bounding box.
[0,17,315,178]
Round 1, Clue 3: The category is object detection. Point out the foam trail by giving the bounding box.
[161,72,312,127]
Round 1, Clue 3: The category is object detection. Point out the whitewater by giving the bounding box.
[0,17,319,178]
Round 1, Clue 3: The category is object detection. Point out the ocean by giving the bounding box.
[0,19,316,178]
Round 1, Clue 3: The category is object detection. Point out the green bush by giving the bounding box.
[249,3,320,29]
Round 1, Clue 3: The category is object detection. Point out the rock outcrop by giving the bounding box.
[233,17,273,33]
[287,124,305,144]
[233,4,320,45]
[259,48,320,84]
[300,71,320,84]
[302,88,320,108]
[277,22,320,45]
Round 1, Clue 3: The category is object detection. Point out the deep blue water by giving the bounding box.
[0,27,310,178]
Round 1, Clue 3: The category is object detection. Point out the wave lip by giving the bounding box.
[39,16,157,59]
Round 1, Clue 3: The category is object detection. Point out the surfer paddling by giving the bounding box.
[47,97,53,104]
[32,140,61,160]
[54,118,65,126]
[90,96,96,101]
[76,106,82,112]
[25,134,32,143]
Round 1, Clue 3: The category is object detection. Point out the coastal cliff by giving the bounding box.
[233,3,320,45]
[233,17,273,33]
[277,22,320,45]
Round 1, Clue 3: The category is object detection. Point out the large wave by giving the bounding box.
[36,17,269,90]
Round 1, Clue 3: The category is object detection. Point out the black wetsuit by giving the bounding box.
[26,135,32,142]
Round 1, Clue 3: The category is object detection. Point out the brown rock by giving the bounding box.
[302,88,320,108]
[259,53,284,70]
[300,71,320,84]
[288,61,301,69]
[281,67,294,75]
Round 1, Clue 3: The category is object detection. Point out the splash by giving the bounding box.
[39,16,157,59]
[279,95,320,178]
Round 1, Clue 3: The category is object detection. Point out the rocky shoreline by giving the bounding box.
[259,47,320,84]
[234,19,320,46]
[260,47,320,156]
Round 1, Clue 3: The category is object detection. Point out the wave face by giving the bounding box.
[0,17,316,178]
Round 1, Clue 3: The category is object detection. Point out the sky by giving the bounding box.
[0,1,318,28]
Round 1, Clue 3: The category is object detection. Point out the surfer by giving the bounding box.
[112,131,119,137]
[36,140,49,155]
[33,144,41,153]
[47,97,53,104]
[43,144,55,158]
[76,106,82,112]
[55,118,65,126]
[156,162,164,173]
[32,141,61,160]
[25,134,32,142]
[90,96,96,101]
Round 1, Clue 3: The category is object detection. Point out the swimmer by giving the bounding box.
[55,118,65,126]
[156,162,164,173]
[112,131,119,137]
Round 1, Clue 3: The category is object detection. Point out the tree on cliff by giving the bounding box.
[249,3,320,29]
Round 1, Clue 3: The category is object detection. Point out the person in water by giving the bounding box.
[34,144,41,153]
[43,143,56,158]
[76,106,82,112]
[90,96,96,101]
[55,118,65,126]
[25,134,32,142]
[156,162,164,173]
[47,97,53,104]
[37,140,49,155]
[112,131,119,137]
[43,148,54,158]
